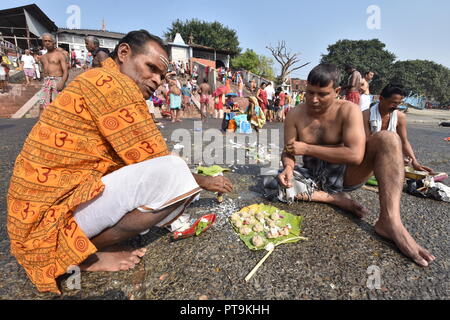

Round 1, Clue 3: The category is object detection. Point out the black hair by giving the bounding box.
[307,63,341,89]
[111,29,169,59]
[364,71,374,76]
[344,64,354,71]
[380,84,407,98]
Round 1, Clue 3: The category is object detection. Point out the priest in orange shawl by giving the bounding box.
[7,30,233,294]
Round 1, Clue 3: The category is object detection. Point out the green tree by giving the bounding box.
[164,19,241,54]
[231,49,259,73]
[321,39,396,94]
[231,49,275,80]
[389,60,450,103]
[256,55,276,81]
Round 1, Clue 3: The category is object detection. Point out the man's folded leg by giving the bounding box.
[73,155,201,271]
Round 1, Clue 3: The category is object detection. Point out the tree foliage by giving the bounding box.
[389,60,450,103]
[164,19,240,54]
[321,39,396,94]
[231,49,275,80]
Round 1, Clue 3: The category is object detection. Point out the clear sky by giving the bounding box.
[2,0,450,78]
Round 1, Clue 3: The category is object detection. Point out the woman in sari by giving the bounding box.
[256,82,268,118]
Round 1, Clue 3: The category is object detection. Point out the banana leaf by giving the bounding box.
[197,165,230,177]
[231,203,304,251]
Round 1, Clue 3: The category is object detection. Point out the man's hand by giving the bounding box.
[277,166,294,188]
[197,175,233,194]
[285,141,308,156]
[56,81,64,92]
[411,159,435,174]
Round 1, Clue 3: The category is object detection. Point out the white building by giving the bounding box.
[56,28,124,63]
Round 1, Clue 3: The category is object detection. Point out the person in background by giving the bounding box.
[199,78,211,122]
[359,71,374,112]
[265,82,276,122]
[238,75,244,97]
[246,96,266,132]
[21,49,36,86]
[0,52,10,93]
[214,90,226,119]
[343,64,362,105]
[86,52,93,69]
[362,83,435,174]
[32,52,41,81]
[257,82,268,119]
[181,83,192,117]
[85,36,110,68]
[168,74,182,122]
[250,78,257,93]
[71,48,77,68]
[38,33,69,114]
[277,88,286,122]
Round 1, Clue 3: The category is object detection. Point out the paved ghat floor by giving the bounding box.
[0,118,448,300]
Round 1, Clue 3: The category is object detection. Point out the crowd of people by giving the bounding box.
[0,34,111,97]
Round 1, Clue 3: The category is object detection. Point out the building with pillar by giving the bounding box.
[0,4,57,51]
[56,28,124,62]
[167,33,233,70]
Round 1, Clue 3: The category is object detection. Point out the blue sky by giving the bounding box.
[2,0,450,78]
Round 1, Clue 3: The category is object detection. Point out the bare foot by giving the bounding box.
[374,220,435,267]
[332,192,369,218]
[79,245,147,272]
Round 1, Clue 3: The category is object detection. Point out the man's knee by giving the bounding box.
[369,131,402,150]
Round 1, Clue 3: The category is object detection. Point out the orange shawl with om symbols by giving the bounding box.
[7,58,169,293]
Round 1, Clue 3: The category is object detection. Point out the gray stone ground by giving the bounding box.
[0,116,449,300]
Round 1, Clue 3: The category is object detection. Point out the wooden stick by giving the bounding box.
[244,236,308,282]
[363,185,379,193]
[245,248,274,282]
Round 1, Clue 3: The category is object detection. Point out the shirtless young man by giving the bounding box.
[363,83,435,173]
[38,33,69,112]
[343,64,362,105]
[278,64,435,267]
[359,71,374,111]
[199,79,211,121]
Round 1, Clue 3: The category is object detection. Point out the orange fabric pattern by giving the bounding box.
[7,58,169,293]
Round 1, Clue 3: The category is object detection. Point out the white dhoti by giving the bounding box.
[359,94,371,111]
[73,155,201,238]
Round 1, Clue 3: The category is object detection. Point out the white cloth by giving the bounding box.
[265,84,275,100]
[369,103,398,133]
[33,63,40,79]
[74,155,201,238]
[359,94,371,111]
[21,55,35,69]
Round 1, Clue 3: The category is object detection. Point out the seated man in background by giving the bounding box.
[363,83,434,174]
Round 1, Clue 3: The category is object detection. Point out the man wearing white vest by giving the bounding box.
[363,84,434,173]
